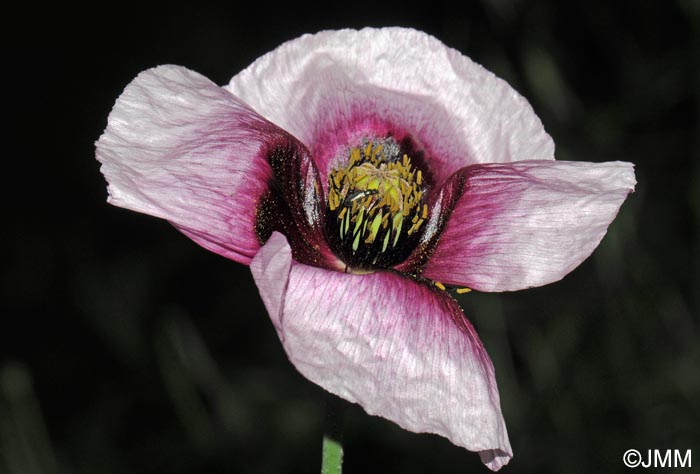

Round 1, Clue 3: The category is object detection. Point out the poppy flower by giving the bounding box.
[96,27,635,470]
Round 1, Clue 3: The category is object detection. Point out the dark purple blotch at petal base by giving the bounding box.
[255,137,342,270]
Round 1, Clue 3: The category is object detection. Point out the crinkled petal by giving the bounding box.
[227,27,554,187]
[97,65,305,265]
[96,66,337,267]
[251,232,512,471]
[421,160,636,291]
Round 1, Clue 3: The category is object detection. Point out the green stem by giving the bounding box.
[321,394,344,474]
[321,435,343,474]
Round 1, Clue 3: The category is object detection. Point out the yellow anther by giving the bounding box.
[328,139,428,257]
[335,190,342,210]
[434,281,446,291]
[456,287,472,294]
[350,148,361,164]
[407,218,424,236]
[332,171,342,188]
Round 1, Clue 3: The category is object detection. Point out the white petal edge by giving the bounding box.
[251,232,512,470]
[96,65,286,265]
[227,27,554,185]
[422,160,636,291]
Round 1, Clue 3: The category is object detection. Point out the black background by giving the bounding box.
[5,2,699,473]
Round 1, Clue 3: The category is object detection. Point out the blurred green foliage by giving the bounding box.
[5,1,698,473]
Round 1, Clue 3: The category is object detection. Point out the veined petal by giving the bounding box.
[251,233,512,471]
[421,161,636,292]
[227,28,554,187]
[96,66,337,267]
[97,65,304,265]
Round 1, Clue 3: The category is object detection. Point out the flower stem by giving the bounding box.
[321,393,344,474]
[322,435,343,474]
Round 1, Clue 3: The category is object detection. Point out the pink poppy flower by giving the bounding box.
[96,28,635,470]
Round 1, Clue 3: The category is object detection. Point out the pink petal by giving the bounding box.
[251,232,512,471]
[227,28,554,187]
[420,160,636,291]
[96,65,293,265]
[248,232,293,335]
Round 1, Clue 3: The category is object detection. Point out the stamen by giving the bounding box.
[352,230,361,252]
[456,287,472,294]
[382,229,391,253]
[367,211,383,243]
[327,137,428,268]
[392,213,403,247]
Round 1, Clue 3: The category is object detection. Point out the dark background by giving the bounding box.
[5,2,698,473]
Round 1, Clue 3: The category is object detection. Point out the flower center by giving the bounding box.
[326,138,427,270]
